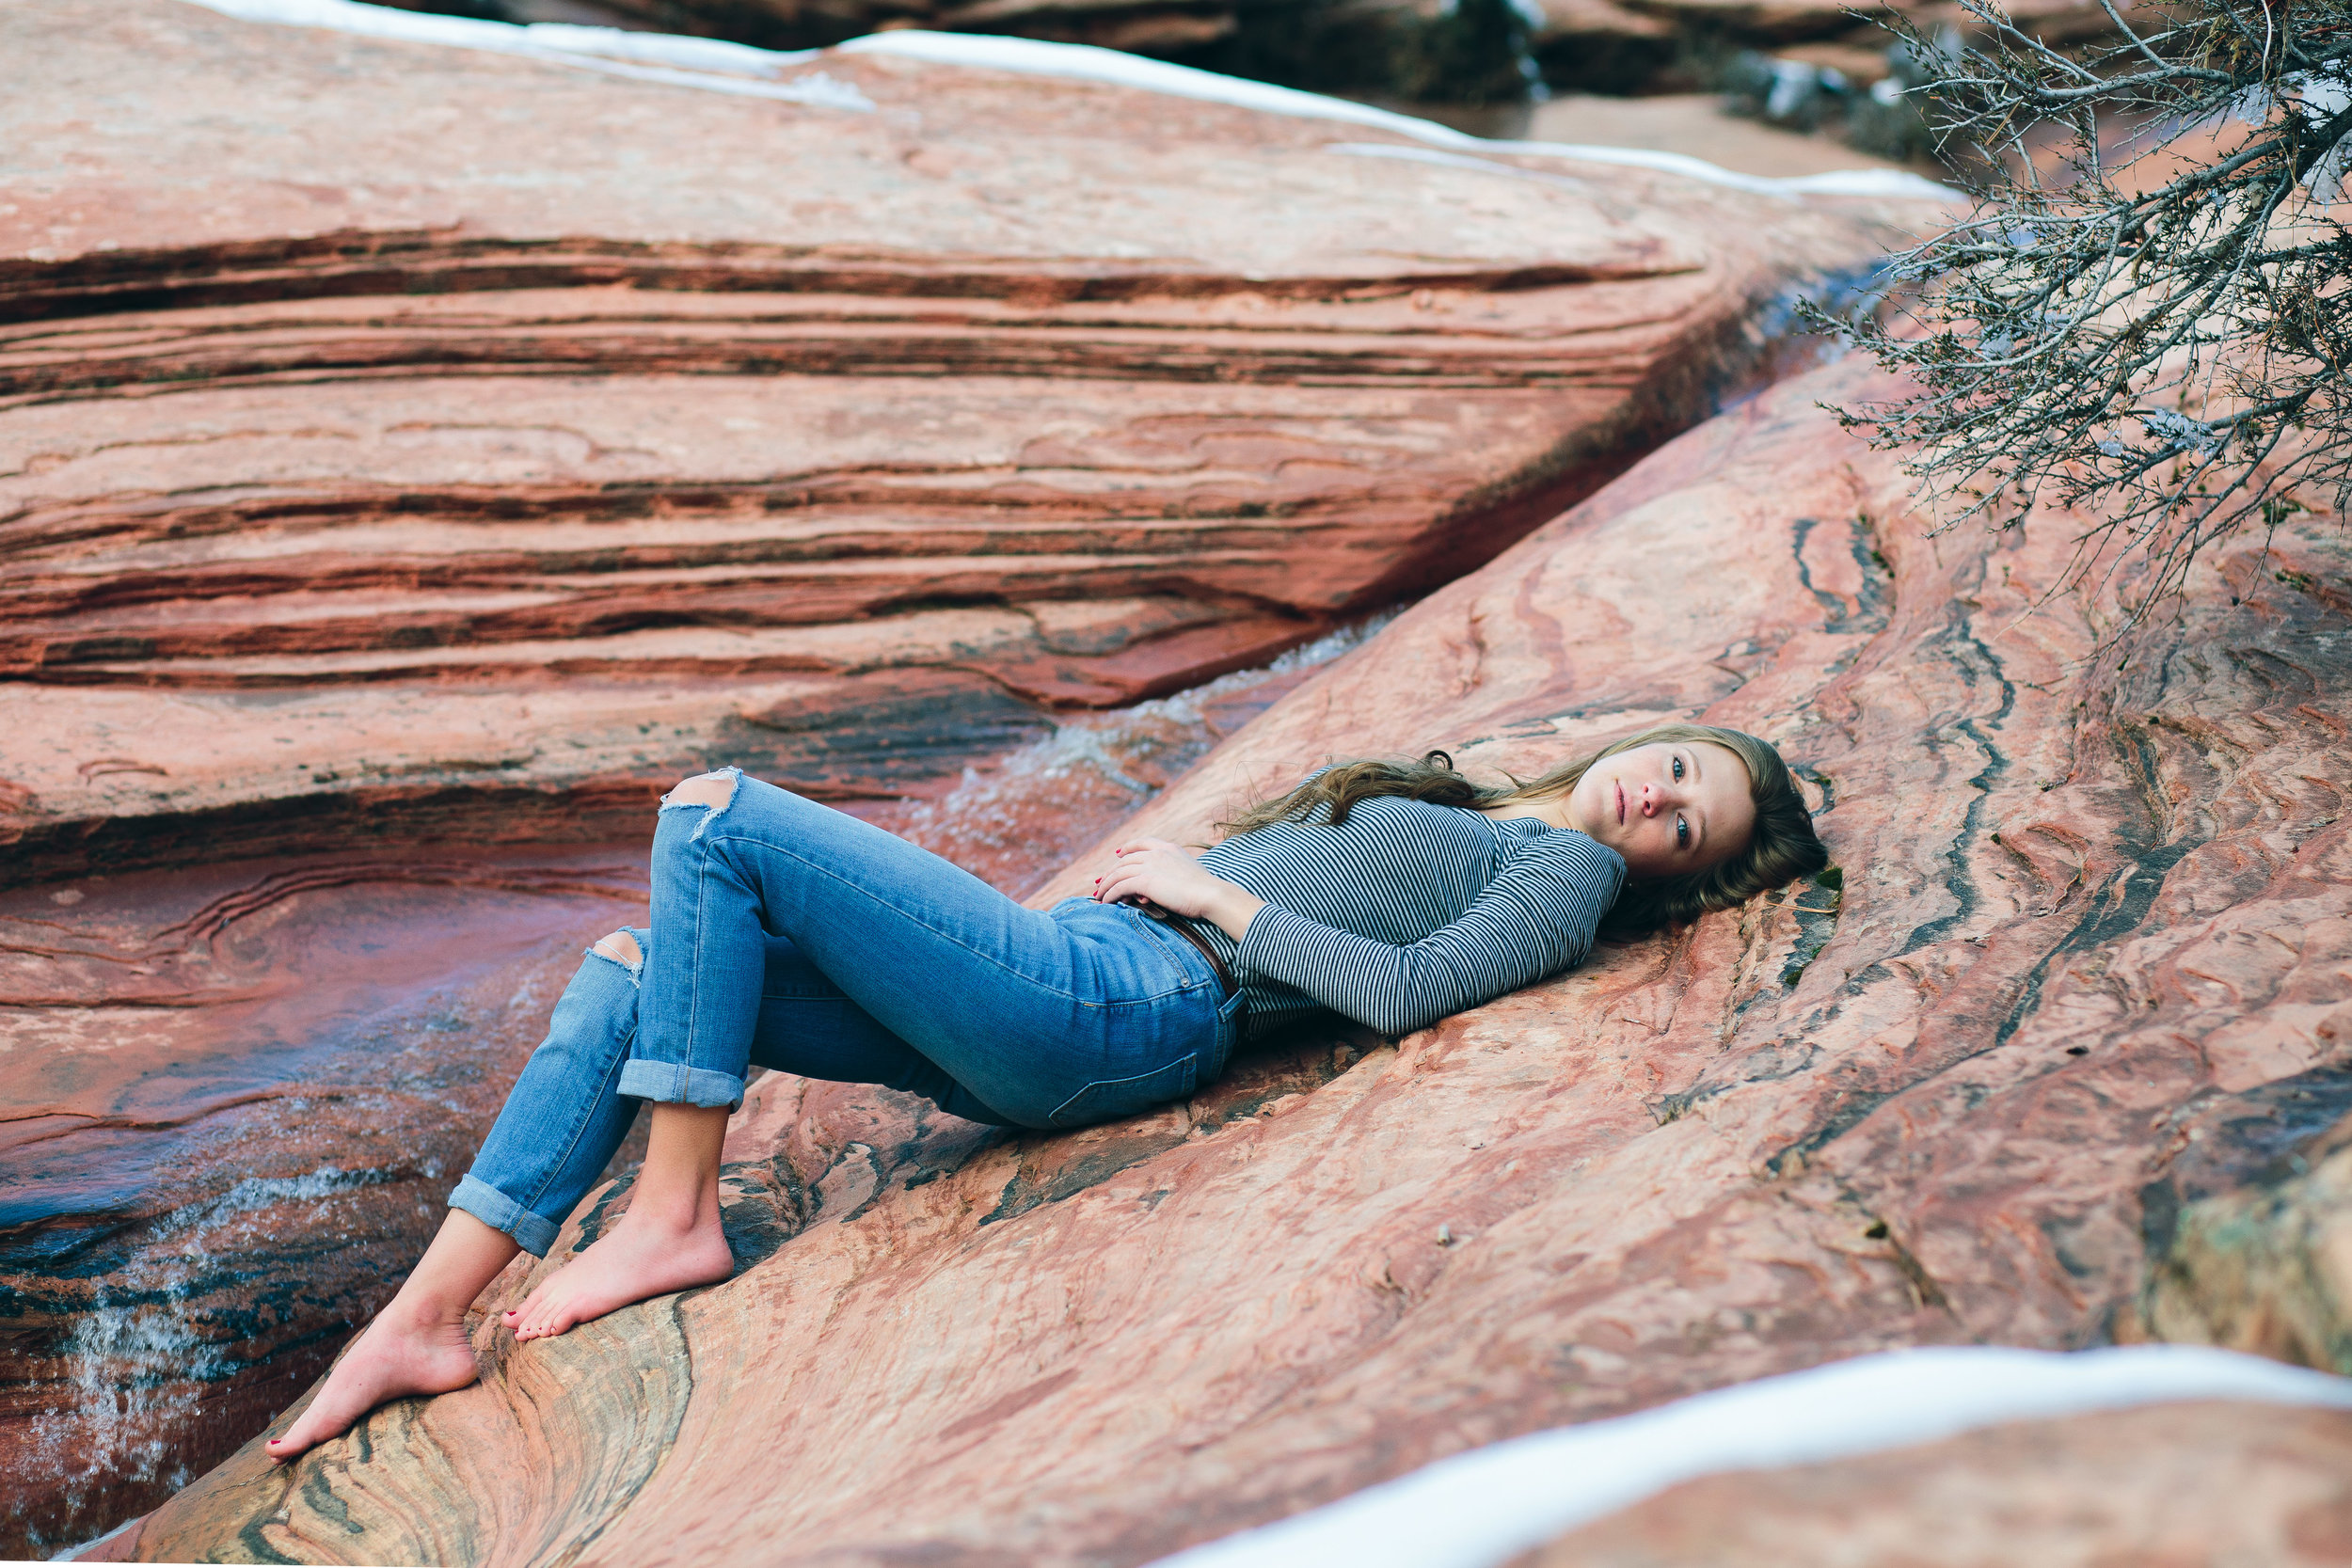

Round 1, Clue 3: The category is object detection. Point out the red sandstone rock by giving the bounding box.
[1515,1402,2352,1566]
[508,0,1234,53]
[1527,0,1678,93]
[0,4,1932,1553]
[0,0,1919,889]
[119,356,2352,1564]
[0,630,1330,1558]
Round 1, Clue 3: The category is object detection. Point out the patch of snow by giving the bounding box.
[175,1,1954,199]
[1325,143,1594,193]
[839,28,1502,138]
[1337,136,1954,201]
[179,0,871,108]
[511,20,812,73]
[1150,1344,2352,1568]
[845,31,1961,201]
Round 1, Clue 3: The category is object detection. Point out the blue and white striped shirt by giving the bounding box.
[1193,791,1626,1038]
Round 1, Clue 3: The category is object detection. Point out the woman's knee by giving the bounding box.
[546,929,644,1040]
[662,769,737,812]
[590,928,642,968]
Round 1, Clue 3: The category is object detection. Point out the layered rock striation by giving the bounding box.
[0,0,1915,888]
[119,356,2352,1563]
[1,3,1932,1554]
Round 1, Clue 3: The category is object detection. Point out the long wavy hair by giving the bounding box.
[1217,723,1828,937]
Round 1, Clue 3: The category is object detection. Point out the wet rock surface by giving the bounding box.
[0,850,648,1555]
[1,4,1931,1554]
[119,356,2352,1564]
[1515,1401,2352,1566]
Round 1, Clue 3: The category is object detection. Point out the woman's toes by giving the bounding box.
[503,1286,551,1336]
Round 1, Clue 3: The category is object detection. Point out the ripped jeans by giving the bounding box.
[450,768,1242,1256]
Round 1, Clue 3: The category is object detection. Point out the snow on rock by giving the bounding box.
[1525,1396,2352,1566]
[1152,1345,2352,1568]
[183,0,1961,198]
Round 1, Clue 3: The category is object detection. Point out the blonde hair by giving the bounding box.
[1218,723,1828,937]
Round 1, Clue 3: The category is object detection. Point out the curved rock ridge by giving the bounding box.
[121,355,2352,1564]
[0,0,1924,888]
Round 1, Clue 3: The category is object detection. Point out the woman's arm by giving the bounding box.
[1234,834,1624,1037]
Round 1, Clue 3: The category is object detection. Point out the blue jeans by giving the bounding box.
[450,769,1241,1255]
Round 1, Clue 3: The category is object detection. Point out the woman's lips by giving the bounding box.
[1614,779,1625,824]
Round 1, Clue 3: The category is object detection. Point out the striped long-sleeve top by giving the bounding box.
[1191,789,1626,1038]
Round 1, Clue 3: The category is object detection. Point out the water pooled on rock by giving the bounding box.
[889,616,1396,896]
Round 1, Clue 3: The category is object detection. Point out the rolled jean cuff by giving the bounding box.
[619,1057,744,1111]
[449,1173,562,1259]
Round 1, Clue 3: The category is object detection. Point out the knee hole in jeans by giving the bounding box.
[591,929,642,967]
[663,770,736,811]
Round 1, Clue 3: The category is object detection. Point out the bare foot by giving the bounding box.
[268,1308,480,1462]
[504,1210,734,1341]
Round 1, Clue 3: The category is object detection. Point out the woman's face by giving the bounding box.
[1564,739,1756,879]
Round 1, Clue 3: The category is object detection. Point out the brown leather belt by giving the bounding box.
[1143,906,1241,1006]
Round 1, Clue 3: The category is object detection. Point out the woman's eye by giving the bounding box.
[1672,754,1684,782]
[1676,816,1689,847]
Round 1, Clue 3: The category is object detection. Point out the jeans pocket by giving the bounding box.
[1046,1053,1199,1130]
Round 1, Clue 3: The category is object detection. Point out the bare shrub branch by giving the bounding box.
[1809,0,2352,630]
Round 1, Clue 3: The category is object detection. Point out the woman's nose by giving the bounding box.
[1639,783,1660,816]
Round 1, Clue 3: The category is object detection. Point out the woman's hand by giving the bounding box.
[1091,837,1263,941]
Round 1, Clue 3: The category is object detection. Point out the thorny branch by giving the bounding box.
[1810,0,2352,635]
